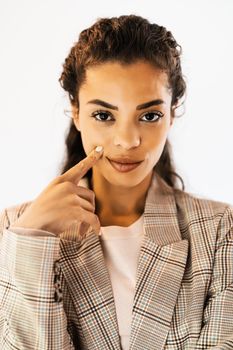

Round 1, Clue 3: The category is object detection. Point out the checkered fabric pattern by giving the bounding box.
[0,173,233,349]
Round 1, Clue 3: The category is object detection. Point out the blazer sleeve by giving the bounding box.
[196,205,233,349]
[8,226,57,237]
[0,207,75,350]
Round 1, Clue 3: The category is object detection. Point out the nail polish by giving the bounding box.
[95,146,103,153]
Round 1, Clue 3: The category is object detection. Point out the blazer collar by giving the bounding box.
[59,172,188,350]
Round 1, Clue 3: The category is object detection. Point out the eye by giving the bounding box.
[140,111,163,122]
[91,110,113,122]
[90,110,164,123]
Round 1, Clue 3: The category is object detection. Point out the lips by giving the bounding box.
[107,157,142,164]
[107,157,143,172]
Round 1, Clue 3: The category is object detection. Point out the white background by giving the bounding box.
[0,0,232,211]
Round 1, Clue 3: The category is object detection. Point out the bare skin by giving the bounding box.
[10,147,104,237]
[72,60,175,226]
[9,61,176,236]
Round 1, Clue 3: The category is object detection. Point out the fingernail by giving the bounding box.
[95,146,103,153]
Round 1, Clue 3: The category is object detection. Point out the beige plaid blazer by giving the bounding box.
[0,172,233,349]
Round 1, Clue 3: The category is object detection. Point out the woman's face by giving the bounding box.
[73,60,174,188]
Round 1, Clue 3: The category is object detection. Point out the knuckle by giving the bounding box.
[78,160,85,169]
[73,195,81,206]
[62,181,74,191]
[51,176,63,185]
[56,174,64,182]
[88,153,96,162]
[86,188,94,196]
[94,215,99,224]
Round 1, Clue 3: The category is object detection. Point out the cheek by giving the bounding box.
[79,127,107,154]
[147,123,168,147]
[145,125,169,161]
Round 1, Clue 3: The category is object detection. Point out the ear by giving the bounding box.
[170,115,174,127]
[170,100,179,125]
[71,105,81,131]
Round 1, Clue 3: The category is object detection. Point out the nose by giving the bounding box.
[113,124,141,149]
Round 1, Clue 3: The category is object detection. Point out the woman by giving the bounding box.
[0,14,232,350]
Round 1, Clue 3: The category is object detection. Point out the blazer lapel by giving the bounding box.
[58,173,188,350]
[128,174,188,350]
[59,233,121,349]
[59,177,121,350]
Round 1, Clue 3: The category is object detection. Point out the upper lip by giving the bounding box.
[107,157,143,164]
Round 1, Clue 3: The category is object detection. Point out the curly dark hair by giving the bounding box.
[58,14,186,190]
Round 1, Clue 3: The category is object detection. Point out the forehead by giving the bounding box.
[79,60,171,101]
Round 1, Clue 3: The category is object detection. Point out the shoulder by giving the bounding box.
[174,187,232,216]
[173,188,233,241]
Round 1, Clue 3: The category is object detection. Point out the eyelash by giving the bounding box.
[90,110,164,123]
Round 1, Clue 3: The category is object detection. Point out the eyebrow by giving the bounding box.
[87,99,165,110]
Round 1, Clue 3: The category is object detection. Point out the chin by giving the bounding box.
[103,170,150,188]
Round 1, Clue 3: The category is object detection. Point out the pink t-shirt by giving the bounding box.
[99,214,144,350]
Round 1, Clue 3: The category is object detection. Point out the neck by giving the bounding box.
[91,169,154,223]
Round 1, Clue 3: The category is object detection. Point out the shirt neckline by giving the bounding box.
[100,213,144,240]
[101,213,143,229]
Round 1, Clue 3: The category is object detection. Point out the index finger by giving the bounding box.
[62,146,104,184]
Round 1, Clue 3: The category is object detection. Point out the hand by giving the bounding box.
[10,146,104,238]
